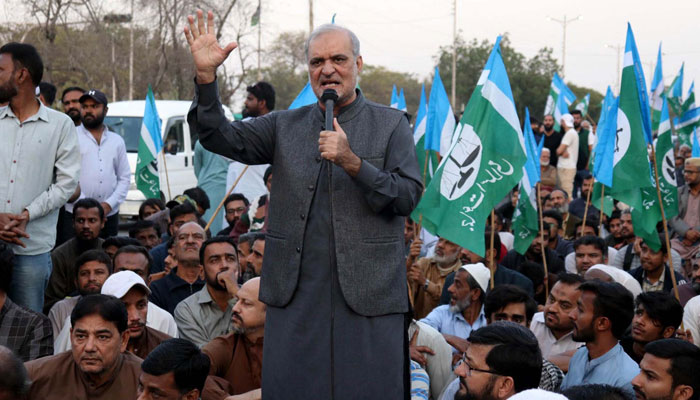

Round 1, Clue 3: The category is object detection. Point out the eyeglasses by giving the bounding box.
[456,354,501,377]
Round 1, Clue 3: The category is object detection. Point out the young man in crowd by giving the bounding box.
[453,323,542,400]
[620,291,683,363]
[137,338,210,400]
[530,274,584,367]
[48,249,112,338]
[632,338,700,400]
[129,220,161,251]
[560,280,638,395]
[217,193,249,237]
[101,271,171,359]
[45,199,106,313]
[174,237,239,347]
[24,295,142,398]
[113,245,152,284]
[0,43,81,313]
[630,236,686,293]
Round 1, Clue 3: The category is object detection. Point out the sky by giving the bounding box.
[260,0,700,100]
[3,0,699,106]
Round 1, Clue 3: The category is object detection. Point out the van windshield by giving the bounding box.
[104,116,143,152]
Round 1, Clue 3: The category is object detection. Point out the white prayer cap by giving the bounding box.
[101,270,151,299]
[686,157,700,168]
[510,389,569,399]
[561,113,574,129]
[459,262,490,293]
[585,264,642,298]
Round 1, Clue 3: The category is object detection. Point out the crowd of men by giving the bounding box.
[1,16,700,400]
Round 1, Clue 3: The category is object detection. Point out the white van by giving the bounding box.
[105,100,234,219]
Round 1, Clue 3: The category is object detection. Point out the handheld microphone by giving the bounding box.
[321,89,339,131]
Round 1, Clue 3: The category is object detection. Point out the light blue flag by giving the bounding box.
[650,43,664,132]
[544,72,577,116]
[135,86,164,198]
[673,106,700,145]
[414,84,439,185]
[552,88,569,131]
[288,81,318,109]
[512,107,541,254]
[625,24,653,145]
[397,88,407,112]
[671,64,685,99]
[522,108,541,185]
[693,127,700,157]
[593,87,618,187]
[390,85,399,108]
[537,136,545,158]
[425,67,456,156]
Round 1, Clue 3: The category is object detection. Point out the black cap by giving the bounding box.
[79,89,108,106]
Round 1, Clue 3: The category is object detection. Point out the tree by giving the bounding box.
[359,65,426,118]
[435,34,603,124]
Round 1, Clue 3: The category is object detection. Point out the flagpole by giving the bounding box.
[204,165,249,232]
[160,149,172,201]
[536,184,550,296]
[598,185,605,235]
[489,209,495,290]
[580,181,593,238]
[649,146,681,302]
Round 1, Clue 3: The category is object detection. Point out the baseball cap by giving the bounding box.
[561,113,574,129]
[101,270,151,299]
[79,89,108,106]
[460,262,491,293]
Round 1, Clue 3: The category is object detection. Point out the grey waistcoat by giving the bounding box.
[189,84,423,316]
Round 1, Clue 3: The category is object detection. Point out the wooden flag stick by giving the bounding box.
[580,180,594,238]
[599,185,605,235]
[489,209,496,290]
[414,150,431,240]
[649,146,681,302]
[204,165,249,232]
[536,184,550,296]
[161,148,172,201]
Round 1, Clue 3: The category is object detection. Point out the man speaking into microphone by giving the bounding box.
[184,10,422,399]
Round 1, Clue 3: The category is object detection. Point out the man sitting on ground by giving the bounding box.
[175,237,239,347]
[632,338,700,400]
[129,220,161,251]
[45,199,106,313]
[560,280,638,395]
[149,222,206,314]
[101,271,171,359]
[25,294,142,399]
[201,278,264,400]
[408,237,462,319]
[137,338,210,400]
[620,291,683,363]
[48,249,111,339]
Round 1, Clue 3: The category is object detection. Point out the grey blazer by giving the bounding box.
[188,82,422,316]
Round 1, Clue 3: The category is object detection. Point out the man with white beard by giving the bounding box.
[420,263,490,352]
[408,237,462,319]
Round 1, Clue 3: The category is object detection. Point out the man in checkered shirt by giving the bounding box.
[0,243,53,361]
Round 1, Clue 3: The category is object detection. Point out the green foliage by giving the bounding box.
[358,65,426,118]
[435,34,603,124]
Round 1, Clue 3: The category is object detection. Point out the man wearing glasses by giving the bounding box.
[452,323,542,400]
[671,158,700,264]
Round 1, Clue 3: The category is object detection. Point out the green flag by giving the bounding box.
[412,37,526,257]
[251,1,260,26]
[609,26,655,213]
[681,82,695,115]
[654,97,680,220]
[512,109,541,255]
[136,86,163,199]
[574,93,590,117]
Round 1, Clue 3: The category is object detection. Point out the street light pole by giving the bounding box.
[606,44,623,93]
[547,14,582,79]
[451,0,457,111]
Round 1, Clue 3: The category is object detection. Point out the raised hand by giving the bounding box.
[183,10,238,84]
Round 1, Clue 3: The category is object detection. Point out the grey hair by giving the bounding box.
[305,24,361,60]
